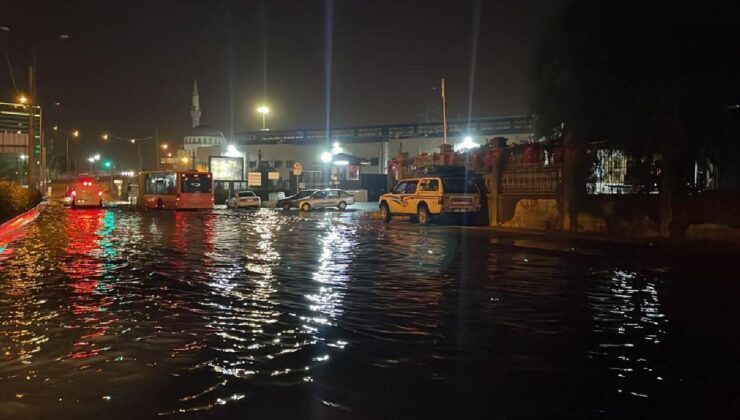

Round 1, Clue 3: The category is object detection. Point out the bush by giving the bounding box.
[0,181,42,224]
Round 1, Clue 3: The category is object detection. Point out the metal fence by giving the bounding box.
[502,164,561,194]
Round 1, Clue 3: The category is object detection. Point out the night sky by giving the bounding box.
[2,0,566,166]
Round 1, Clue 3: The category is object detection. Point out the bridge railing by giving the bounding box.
[235,116,534,145]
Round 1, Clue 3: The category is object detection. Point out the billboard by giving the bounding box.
[209,156,244,181]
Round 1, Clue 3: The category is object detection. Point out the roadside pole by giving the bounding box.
[441,78,448,146]
[27,64,36,189]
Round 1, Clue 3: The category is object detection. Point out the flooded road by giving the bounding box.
[0,204,738,418]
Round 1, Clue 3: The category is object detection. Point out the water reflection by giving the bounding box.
[0,205,734,418]
[0,226,48,365]
[588,268,668,399]
[61,209,119,361]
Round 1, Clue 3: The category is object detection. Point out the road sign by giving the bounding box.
[268,171,280,180]
[292,161,303,171]
[248,172,262,186]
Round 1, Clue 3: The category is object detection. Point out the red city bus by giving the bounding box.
[137,171,214,210]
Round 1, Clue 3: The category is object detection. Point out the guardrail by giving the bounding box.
[0,202,46,240]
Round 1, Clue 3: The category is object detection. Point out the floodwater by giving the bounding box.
[0,204,738,418]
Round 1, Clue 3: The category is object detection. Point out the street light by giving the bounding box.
[17,95,28,104]
[161,143,168,150]
[65,129,80,179]
[320,151,333,163]
[455,136,480,152]
[101,133,109,141]
[88,154,100,174]
[332,141,343,155]
[257,106,270,131]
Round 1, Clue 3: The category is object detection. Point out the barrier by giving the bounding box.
[0,202,46,239]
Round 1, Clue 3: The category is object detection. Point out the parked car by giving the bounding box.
[70,177,104,208]
[378,177,481,225]
[61,191,74,207]
[297,189,355,211]
[277,189,318,210]
[227,191,261,208]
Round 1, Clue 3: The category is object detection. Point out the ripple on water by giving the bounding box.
[0,204,733,418]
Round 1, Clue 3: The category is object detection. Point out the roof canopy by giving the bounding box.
[331,152,371,166]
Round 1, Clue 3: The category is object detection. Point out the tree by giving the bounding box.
[531,0,740,236]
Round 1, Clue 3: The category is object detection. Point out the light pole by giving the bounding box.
[131,139,142,171]
[257,106,270,131]
[5,27,69,189]
[18,94,37,188]
[103,160,113,198]
[158,142,168,169]
[66,129,79,180]
[87,154,100,174]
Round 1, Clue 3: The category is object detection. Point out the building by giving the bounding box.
[0,101,41,184]
[172,82,534,200]
[230,116,534,189]
[182,81,226,167]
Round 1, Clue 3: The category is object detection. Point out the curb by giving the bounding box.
[0,202,47,239]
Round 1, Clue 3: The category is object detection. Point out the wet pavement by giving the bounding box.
[0,204,738,418]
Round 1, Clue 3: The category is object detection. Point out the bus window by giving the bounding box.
[181,174,212,193]
[145,172,176,195]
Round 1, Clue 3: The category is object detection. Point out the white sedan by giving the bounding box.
[297,189,354,211]
[227,191,261,208]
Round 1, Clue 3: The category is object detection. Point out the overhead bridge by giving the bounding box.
[235,115,534,146]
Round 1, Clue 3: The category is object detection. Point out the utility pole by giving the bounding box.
[66,135,69,181]
[441,78,448,145]
[155,128,159,170]
[27,63,36,189]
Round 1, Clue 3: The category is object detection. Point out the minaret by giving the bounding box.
[190,80,202,128]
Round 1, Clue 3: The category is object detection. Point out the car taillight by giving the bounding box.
[176,193,181,201]
[71,190,77,196]
[97,191,103,197]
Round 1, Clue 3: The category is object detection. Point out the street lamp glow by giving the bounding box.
[257,106,270,131]
[225,144,242,157]
[332,141,343,155]
[17,95,28,104]
[161,143,168,150]
[455,136,480,152]
[88,157,94,163]
[130,138,136,144]
[94,154,100,161]
[72,130,80,138]
[102,133,109,141]
[181,157,189,164]
[320,151,333,163]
